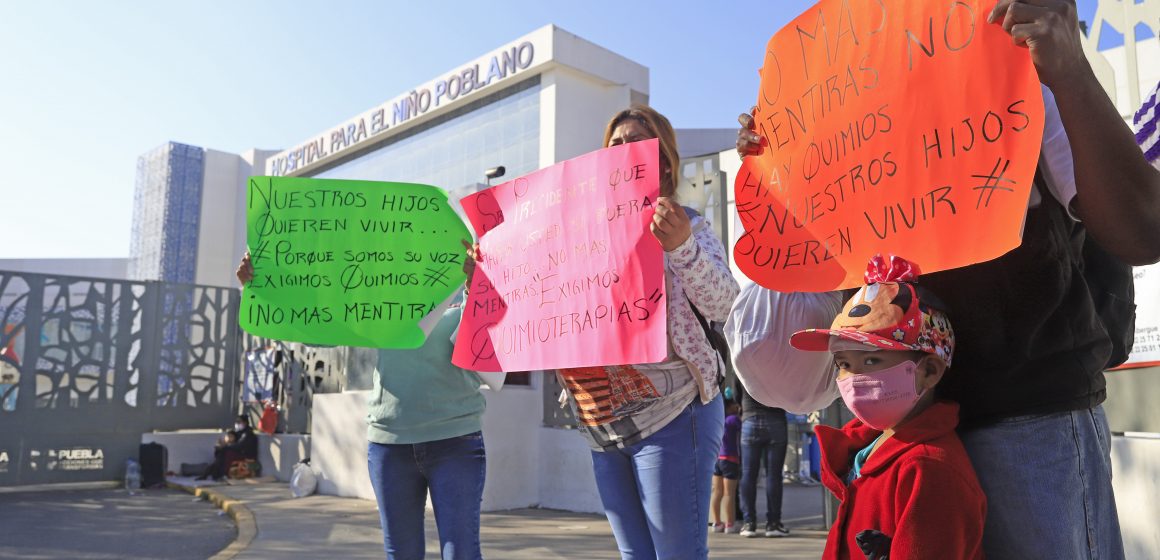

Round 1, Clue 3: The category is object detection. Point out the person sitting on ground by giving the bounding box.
[789,254,985,560]
[198,415,258,481]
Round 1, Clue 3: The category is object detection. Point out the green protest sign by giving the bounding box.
[241,176,471,348]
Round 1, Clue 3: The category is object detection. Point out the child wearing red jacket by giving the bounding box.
[790,255,985,560]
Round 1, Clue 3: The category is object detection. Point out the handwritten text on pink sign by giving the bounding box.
[452,140,668,372]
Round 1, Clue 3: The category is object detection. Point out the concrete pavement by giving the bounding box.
[171,477,827,559]
[0,484,234,560]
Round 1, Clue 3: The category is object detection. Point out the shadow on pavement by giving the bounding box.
[0,487,234,560]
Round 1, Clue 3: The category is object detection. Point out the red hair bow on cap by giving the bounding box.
[791,253,954,367]
[864,254,921,284]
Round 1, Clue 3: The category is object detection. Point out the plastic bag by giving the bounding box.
[724,282,844,414]
[289,460,317,498]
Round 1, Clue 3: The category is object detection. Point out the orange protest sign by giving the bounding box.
[735,0,1045,291]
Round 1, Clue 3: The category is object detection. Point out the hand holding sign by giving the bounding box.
[735,0,1046,292]
[237,252,254,285]
[240,177,471,348]
[990,0,1087,89]
[651,197,692,251]
[461,239,479,287]
[737,107,765,157]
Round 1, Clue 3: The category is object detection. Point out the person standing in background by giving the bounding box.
[710,399,743,534]
[736,383,790,538]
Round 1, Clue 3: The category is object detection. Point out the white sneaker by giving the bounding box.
[712,522,726,533]
[739,523,760,538]
[726,522,743,534]
[765,522,790,538]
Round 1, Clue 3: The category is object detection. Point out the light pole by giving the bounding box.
[485,166,506,187]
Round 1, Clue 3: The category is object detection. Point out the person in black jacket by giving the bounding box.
[735,3,1160,558]
[735,382,790,539]
[197,415,258,481]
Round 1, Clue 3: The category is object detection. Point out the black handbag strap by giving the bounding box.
[684,294,725,380]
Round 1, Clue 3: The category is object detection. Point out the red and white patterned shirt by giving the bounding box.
[559,214,740,449]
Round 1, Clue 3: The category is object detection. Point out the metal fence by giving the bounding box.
[239,335,347,435]
[0,271,240,486]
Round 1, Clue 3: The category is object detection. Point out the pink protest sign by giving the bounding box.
[452,139,668,372]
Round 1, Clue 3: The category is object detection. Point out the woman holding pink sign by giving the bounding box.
[554,106,740,560]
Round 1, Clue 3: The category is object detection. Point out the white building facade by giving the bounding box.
[272,25,697,513]
[127,143,276,288]
[88,24,733,513]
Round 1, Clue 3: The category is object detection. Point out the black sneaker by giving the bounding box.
[739,522,760,538]
[765,522,790,538]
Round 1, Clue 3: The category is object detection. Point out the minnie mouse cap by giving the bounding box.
[789,254,955,367]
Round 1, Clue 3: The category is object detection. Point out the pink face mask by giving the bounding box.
[837,360,925,431]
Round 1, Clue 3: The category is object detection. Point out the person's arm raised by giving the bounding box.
[991,0,1160,265]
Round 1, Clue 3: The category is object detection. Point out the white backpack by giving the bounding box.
[724,282,843,414]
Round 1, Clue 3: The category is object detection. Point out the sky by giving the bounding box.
[0,0,1109,259]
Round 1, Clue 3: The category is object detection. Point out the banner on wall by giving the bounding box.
[734,0,1046,292]
[240,177,471,348]
[452,139,668,372]
[1121,264,1160,369]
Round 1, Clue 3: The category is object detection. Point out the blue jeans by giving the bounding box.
[590,394,724,560]
[366,432,486,560]
[740,409,788,526]
[960,406,1124,560]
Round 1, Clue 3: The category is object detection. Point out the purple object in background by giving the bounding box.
[809,433,821,480]
[1135,81,1160,166]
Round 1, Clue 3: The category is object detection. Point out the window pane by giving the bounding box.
[315,80,541,209]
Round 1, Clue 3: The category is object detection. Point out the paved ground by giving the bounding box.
[0,485,234,559]
[173,477,827,559]
[0,476,826,559]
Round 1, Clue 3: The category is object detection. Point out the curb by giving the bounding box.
[169,481,257,560]
[0,481,121,495]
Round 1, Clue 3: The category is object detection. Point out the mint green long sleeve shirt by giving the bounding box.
[366,306,486,445]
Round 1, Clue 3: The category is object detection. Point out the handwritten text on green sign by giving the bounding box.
[241,176,471,348]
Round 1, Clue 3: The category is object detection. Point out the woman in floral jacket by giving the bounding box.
[555,105,740,560]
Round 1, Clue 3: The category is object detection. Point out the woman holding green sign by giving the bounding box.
[237,254,487,560]
[551,106,739,560]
